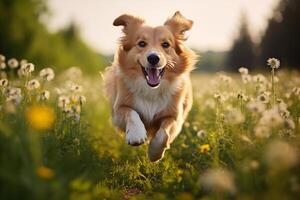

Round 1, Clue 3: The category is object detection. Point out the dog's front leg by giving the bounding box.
[113,106,147,146]
[148,117,183,162]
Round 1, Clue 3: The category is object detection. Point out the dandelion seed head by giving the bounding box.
[26,79,40,90]
[70,84,82,93]
[257,92,270,104]
[0,62,6,69]
[246,101,266,113]
[21,63,35,76]
[255,125,271,138]
[7,58,19,69]
[238,67,248,75]
[39,68,55,81]
[0,54,5,62]
[40,90,50,100]
[242,74,252,84]
[267,58,280,69]
[58,96,70,108]
[0,78,8,87]
[197,130,207,138]
[226,108,245,125]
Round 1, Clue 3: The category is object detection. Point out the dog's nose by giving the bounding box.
[147,54,160,66]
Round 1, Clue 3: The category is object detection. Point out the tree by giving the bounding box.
[260,0,300,69]
[226,14,255,71]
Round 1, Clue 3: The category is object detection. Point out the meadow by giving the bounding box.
[0,55,299,200]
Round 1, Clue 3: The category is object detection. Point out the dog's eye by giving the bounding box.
[138,41,147,48]
[162,42,170,48]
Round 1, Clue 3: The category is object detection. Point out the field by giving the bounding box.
[0,56,300,200]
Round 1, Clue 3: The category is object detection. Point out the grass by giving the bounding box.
[0,56,300,200]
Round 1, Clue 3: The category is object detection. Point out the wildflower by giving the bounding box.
[7,58,19,69]
[184,122,190,128]
[5,87,22,104]
[39,90,50,100]
[257,92,269,104]
[20,63,34,76]
[39,68,55,81]
[238,67,248,75]
[200,168,236,194]
[265,140,298,170]
[0,78,8,87]
[246,101,266,113]
[26,105,55,131]
[267,58,280,69]
[70,84,82,93]
[26,79,40,90]
[225,108,245,125]
[192,125,198,131]
[20,59,28,66]
[36,166,55,179]
[237,91,248,102]
[0,62,6,69]
[197,130,207,138]
[249,160,259,170]
[219,74,232,83]
[204,98,215,109]
[78,95,86,105]
[58,96,70,108]
[259,108,284,129]
[0,54,5,62]
[252,74,267,84]
[214,92,225,102]
[200,144,210,153]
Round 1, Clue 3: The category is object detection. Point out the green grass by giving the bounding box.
[0,58,299,200]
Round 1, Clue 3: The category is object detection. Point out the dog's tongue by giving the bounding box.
[147,68,160,86]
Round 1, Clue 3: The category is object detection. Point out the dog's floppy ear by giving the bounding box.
[113,14,144,34]
[164,11,193,41]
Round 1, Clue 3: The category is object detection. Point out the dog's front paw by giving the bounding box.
[126,111,147,146]
[148,128,169,162]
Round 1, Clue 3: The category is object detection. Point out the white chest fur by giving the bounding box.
[128,78,182,122]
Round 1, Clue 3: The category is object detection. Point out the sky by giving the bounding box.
[47,0,280,55]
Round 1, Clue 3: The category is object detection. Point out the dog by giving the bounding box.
[103,11,197,162]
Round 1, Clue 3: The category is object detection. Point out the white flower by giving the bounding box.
[20,59,28,66]
[197,130,207,138]
[254,125,271,138]
[259,107,284,129]
[0,54,5,62]
[257,92,270,104]
[70,84,82,93]
[26,79,40,90]
[39,68,55,81]
[7,58,19,69]
[40,90,50,100]
[200,168,236,194]
[219,74,232,83]
[242,74,252,83]
[0,62,6,69]
[20,63,35,76]
[237,91,248,102]
[58,96,70,108]
[5,87,22,104]
[0,78,8,87]
[238,67,248,75]
[252,74,267,84]
[267,58,280,69]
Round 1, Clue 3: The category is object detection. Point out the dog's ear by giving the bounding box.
[113,14,144,34]
[164,11,193,41]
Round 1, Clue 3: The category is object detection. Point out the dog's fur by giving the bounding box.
[103,11,197,162]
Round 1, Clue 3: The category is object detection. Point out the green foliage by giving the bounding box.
[0,0,106,73]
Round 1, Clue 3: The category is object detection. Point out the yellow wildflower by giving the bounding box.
[36,166,55,179]
[26,105,55,131]
[200,144,210,153]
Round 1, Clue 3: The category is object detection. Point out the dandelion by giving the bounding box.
[78,95,86,105]
[20,59,28,66]
[26,105,55,131]
[0,54,5,62]
[200,168,236,194]
[237,91,248,102]
[257,92,269,104]
[259,108,284,129]
[20,63,34,76]
[249,160,259,170]
[267,58,280,69]
[39,90,50,101]
[0,62,6,69]
[214,92,225,102]
[219,74,232,84]
[265,140,298,170]
[197,130,207,138]
[26,79,40,90]
[7,58,19,69]
[70,84,82,93]
[200,144,210,153]
[255,125,271,138]
[58,96,70,108]
[238,67,248,75]
[0,78,8,87]
[184,122,190,128]
[39,68,55,81]
[252,74,267,84]
[242,74,252,84]
[36,166,55,179]
[5,87,22,104]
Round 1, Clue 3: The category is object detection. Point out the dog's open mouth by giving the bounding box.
[141,66,165,87]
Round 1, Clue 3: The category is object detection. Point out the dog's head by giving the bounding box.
[114,11,196,88]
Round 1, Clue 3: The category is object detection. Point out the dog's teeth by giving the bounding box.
[146,75,149,81]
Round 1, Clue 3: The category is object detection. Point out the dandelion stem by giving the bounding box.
[271,68,275,106]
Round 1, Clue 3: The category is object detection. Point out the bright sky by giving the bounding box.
[47,0,279,55]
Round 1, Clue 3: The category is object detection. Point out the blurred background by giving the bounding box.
[0,0,299,73]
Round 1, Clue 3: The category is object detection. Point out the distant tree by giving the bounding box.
[226,14,255,71]
[260,0,300,69]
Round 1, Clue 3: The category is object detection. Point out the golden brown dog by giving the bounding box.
[103,11,197,162]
